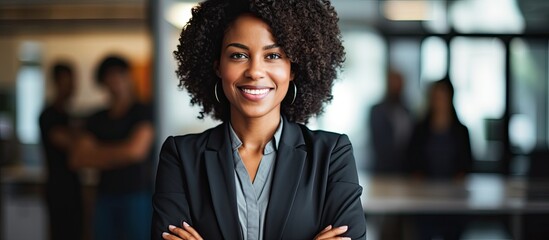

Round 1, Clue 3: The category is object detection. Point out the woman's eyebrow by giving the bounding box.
[263,44,279,50]
[226,43,248,50]
[225,43,279,50]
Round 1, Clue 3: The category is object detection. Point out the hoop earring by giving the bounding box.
[214,81,221,103]
[290,81,297,105]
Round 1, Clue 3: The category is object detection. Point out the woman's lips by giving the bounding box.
[238,86,272,101]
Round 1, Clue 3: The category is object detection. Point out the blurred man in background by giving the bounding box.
[39,62,83,240]
[370,68,414,175]
[70,55,154,240]
[368,69,414,240]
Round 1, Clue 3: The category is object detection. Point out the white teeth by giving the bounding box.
[242,88,270,95]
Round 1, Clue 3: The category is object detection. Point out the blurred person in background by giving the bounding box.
[409,78,473,180]
[39,62,83,240]
[408,78,473,240]
[369,68,414,175]
[70,55,154,240]
[368,68,414,240]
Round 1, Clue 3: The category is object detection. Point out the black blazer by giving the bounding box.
[152,117,366,240]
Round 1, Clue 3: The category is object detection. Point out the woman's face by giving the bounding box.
[216,13,294,121]
[430,85,452,115]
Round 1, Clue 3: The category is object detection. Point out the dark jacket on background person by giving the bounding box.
[408,120,473,179]
[369,100,413,174]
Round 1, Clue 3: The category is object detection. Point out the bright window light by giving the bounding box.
[450,0,525,33]
[165,2,198,29]
[16,65,44,144]
[315,30,386,168]
[451,37,506,161]
[421,36,448,84]
[509,114,536,154]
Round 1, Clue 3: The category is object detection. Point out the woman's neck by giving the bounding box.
[230,111,281,153]
[431,111,452,132]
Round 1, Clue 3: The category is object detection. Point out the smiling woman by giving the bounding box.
[216,13,294,124]
[152,1,366,240]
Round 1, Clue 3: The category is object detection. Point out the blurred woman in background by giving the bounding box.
[409,78,473,180]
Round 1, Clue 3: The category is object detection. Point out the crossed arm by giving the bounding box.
[162,223,352,240]
[69,122,154,170]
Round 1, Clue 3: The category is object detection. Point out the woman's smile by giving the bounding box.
[238,85,274,101]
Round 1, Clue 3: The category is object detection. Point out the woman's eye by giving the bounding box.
[266,53,282,60]
[229,53,247,59]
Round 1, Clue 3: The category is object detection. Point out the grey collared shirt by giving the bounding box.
[229,119,283,240]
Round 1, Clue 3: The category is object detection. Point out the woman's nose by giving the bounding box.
[244,58,266,80]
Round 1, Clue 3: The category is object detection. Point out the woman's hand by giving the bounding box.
[162,222,203,240]
[314,225,351,240]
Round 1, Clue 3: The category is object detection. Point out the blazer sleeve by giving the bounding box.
[151,136,191,240]
[322,134,367,239]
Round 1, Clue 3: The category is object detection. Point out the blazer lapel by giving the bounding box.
[204,123,242,240]
[264,119,307,240]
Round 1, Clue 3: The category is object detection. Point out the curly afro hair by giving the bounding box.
[174,0,345,123]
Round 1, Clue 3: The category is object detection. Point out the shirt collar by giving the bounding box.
[229,117,283,155]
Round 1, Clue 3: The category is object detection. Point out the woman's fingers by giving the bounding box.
[162,223,203,240]
[164,225,193,240]
[316,225,333,237]
[314,225,349,240]
[162,231,182,240]
[182,222,204,240]
[320,237,351,240]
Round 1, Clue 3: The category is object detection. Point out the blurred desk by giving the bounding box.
[359,173,549,239]
[360,173,549,214]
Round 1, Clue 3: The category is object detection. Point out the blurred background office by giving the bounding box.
[1,0,549,240]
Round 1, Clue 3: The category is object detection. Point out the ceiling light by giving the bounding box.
[383,0,432,21]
